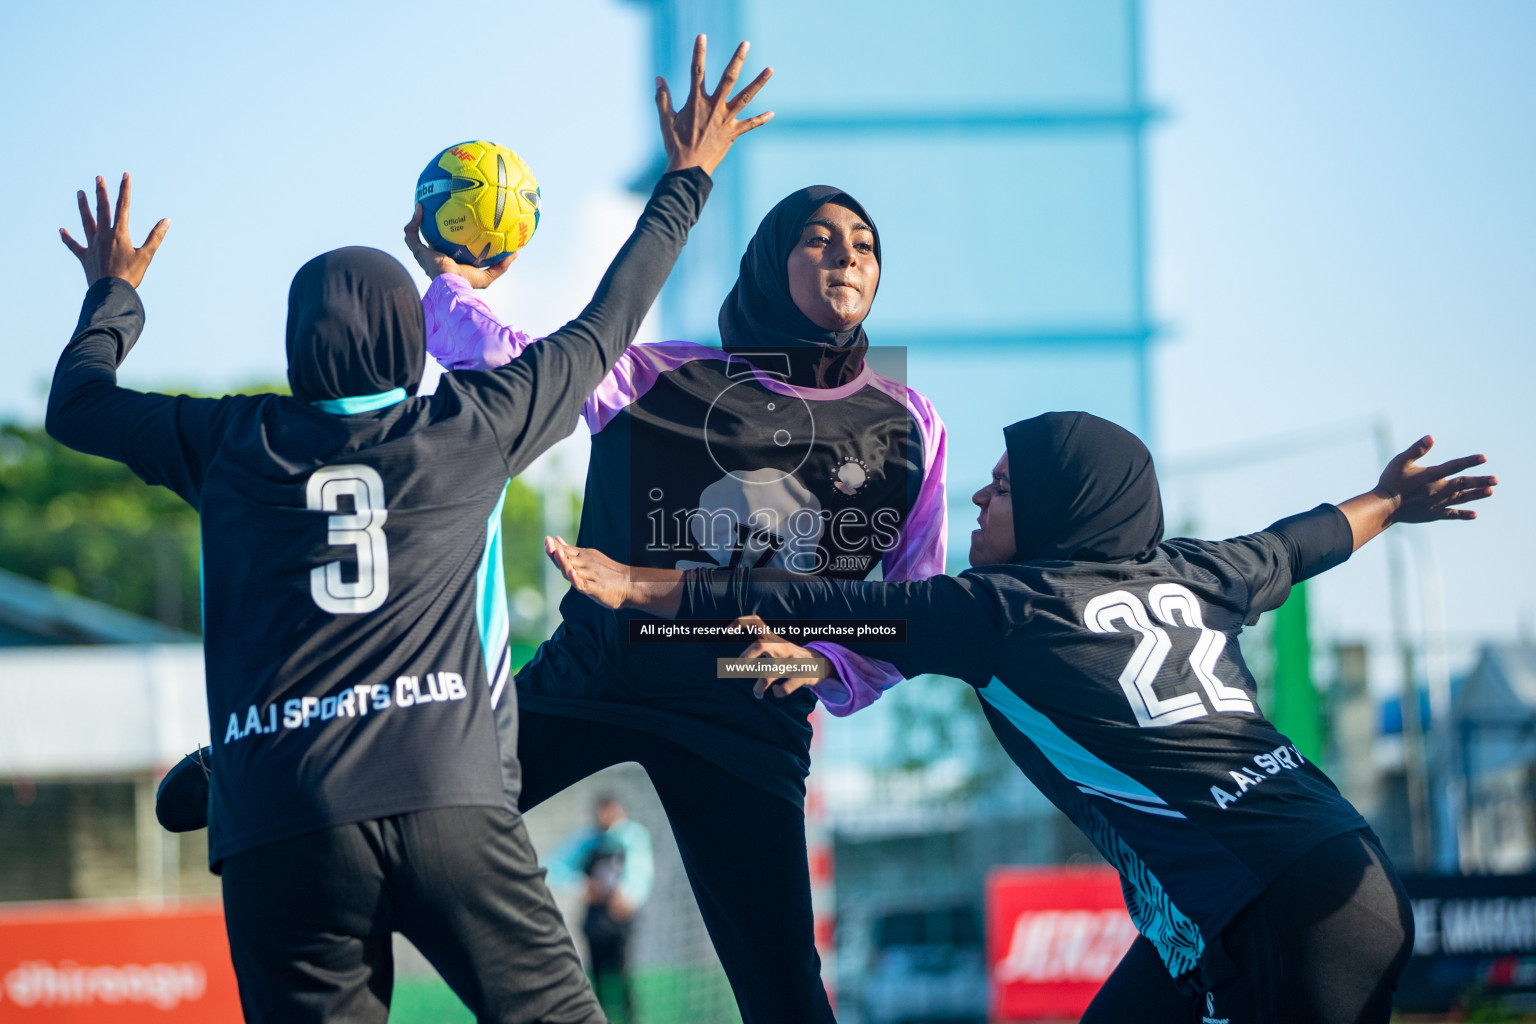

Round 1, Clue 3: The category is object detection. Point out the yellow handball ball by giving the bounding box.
[414,141,541,266]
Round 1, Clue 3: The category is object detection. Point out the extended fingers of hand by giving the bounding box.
[76,190,96,240]
[139,218,170,257]
[689,34,707,97]
[94,177,112,235]
[1443,484,1496,507]
[654,77,676,122]
[1401,436,1434,463]
[732,111,775,137]
[114,173,131,231]
[1426,453,1488,480]
[714,40,748,98]
[727,66,773,114]
[1443,474,1498,496]
[60,229,88,258]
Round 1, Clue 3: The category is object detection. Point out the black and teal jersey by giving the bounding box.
[46,170,713,865]
[680,504,1369,977]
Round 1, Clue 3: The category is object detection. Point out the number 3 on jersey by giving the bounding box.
[307,465,389,614]
[1085,584,1255,728]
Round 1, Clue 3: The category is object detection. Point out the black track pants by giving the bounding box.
[583,908,633,1024]
[1082,829,1414,1024]
[517,709,836,1024]
[221,805,605,1024]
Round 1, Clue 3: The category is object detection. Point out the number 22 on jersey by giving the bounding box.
[1085,583,1255,728]
[307,465,390,614]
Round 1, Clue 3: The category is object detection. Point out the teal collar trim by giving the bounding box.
[311,388,407,415]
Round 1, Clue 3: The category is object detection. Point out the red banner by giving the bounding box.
[987,866,1138,1022]
[0,901,241,1022]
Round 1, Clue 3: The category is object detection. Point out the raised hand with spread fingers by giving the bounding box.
[1338,435,1497,550]
[657,34,773,176]
[60,173,169,289]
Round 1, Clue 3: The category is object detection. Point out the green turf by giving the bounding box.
[390,976,475,1022]
[388,966,743,1024]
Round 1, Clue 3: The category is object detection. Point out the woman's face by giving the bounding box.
[970,453,1017,566]
[786,202,880,331]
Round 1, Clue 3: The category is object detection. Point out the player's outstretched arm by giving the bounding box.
[464,36,773,479]
[1337,435,1497,552]
[545,537,1003,692]
[49,174,246,505]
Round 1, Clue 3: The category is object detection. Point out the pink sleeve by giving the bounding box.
[422,274,537,371]
[804,387,949,717]
[803,643,903,716]
[580,341,722,432]
[423,277,713,435]
[882,386,949,581]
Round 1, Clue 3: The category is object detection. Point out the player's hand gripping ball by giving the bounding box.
[415,141,540,266]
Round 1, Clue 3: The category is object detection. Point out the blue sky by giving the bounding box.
[0,0,655,405]
[2,0,1532,686]
[1145,2,1536,679]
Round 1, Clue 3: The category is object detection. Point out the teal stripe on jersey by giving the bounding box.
[475,483,512,706]
[1079,803,1207,976]
[977,679,1181,815]
[978,679,1204,975]
[311,388,407,414]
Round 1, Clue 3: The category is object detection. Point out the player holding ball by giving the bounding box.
[49,36,770,1024]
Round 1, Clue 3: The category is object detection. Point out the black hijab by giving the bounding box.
[718,186,879,389]
[286,247,426,404]
[1003,411,1165,564]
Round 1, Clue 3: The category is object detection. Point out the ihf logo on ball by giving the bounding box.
[415,141,540,266]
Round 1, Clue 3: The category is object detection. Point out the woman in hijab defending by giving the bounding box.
[415,175,947,1020]
[46,37,769,1024]
[547,412,1497,1024]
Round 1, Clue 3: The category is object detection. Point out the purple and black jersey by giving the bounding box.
[426,282,947,802]
[681,505,1370,976]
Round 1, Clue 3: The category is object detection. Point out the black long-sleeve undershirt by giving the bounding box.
[679,504,1354,689]
[682,569,1005,684]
